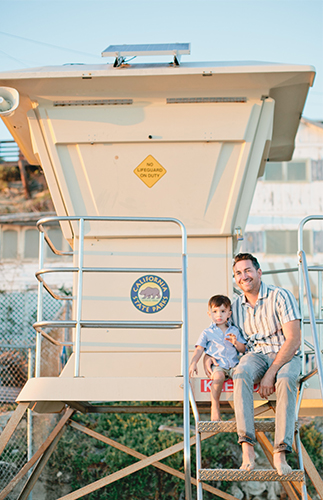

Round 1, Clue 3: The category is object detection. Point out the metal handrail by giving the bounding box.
[298,216,323,373]
[34,319,183,330]
[35,266,183,301]
[303,318,323,324]
[35,214,191,500]
[262,266,323,275]
[35,215,188,372]
[298,250,323,398]
[189,384,203,500]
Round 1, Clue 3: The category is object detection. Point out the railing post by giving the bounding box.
[299,250,323,399]
[298,220,306,375]
[180,223,192,500]
[189,385,203,500]
[35,231,44,378]
[27,347,33,500]
[74,218,84,378]
[318,269,322,354]
[298,215,323,378]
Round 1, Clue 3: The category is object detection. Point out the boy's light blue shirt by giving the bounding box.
[196,323,246,370]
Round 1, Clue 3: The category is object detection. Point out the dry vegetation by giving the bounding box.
[0,162,54,214]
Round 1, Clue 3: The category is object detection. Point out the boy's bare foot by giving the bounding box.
[240,442,256,471]
[273,452,292,475]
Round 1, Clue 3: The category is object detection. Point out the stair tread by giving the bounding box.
[198,420,298,433]
[199,468,304,482]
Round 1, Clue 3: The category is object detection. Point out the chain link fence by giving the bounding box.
[0,290,72,495]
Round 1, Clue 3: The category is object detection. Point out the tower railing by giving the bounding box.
[298,215,323,398]
[34,215,192,500]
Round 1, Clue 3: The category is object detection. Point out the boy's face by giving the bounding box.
[208,304,231,325]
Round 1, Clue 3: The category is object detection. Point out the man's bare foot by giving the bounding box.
[273,452,292,475]
[240,442,256,471]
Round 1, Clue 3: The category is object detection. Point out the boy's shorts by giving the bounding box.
[211,364,235,379]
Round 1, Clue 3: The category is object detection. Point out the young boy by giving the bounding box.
[189,295,246,421]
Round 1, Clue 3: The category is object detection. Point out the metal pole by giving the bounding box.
[35,232,44,378]
[180,223,192,500]
[298,221,306,375]
[299,250,323,398]
[318,270,322,355]
[27,348,33,500]
[74,218,84,378]
[61,301,71,370]
[189,385,203,500]
[294,427,308,500]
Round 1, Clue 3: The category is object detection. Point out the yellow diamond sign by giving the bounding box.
[134,155,167,188]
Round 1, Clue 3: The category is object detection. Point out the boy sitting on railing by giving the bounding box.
[189,295,246,420]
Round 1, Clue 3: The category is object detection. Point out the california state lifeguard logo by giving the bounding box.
[131,275,170,314]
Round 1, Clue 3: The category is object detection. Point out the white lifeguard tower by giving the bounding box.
[0,44,322,500]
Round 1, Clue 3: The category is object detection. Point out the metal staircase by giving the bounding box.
[187,215,323,500]
[189,386,306,500]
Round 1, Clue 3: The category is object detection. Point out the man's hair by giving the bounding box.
[233,253,260,271]
[208,294,231,309]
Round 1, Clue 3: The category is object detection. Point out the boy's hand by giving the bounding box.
[225,333,237,347]
[189,362,198,377]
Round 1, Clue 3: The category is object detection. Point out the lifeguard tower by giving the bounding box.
[0,44,322,500]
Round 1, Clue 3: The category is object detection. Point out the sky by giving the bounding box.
[0,0,322,141]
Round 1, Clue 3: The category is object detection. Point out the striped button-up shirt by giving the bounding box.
[231,282,301,354]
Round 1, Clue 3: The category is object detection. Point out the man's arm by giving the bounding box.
[258,319,301,399]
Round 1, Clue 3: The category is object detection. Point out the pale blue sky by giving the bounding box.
[0,0,322,140]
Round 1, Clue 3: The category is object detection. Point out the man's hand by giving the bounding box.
[203,354,217,378]
[257,319,301,399]
[258,370,276,399]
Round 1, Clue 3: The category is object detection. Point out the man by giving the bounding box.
[205,253,301,475]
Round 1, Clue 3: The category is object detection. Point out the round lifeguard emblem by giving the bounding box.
[131,275,170,314]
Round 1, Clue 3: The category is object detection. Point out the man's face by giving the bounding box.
[233,259,262,295]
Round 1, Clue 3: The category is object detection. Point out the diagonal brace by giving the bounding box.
[0,407,74,500]
[0,402,29,456]
[17,426,67,500]
[57,426,238,500]
[69,420,238,500]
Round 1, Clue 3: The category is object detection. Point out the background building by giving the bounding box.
[241,118,323,299]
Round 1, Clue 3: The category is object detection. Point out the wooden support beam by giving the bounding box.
[0,407,74,500]
[17,426,66,500]
[294,440,323,500]
[63,402,221,414]
[57,427,234,500]
[56,436,196,500]
[69,420,238,500]
[256,431,305,500]
[0,403,29,455]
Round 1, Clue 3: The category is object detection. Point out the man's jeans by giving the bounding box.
[233,352,301,453]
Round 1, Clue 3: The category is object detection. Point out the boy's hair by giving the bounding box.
[208,294,231,309]
[233,253,260,271]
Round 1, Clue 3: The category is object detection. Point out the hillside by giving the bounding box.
[0,161,54,215]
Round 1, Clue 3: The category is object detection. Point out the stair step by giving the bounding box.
[198,420,276,433]
[199,468,304,482]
